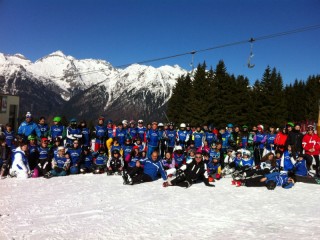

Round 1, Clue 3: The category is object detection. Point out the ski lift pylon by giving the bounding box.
[247,38,255,68]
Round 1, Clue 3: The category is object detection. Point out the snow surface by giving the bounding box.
[1,175,319,240]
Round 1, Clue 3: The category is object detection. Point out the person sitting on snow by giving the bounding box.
[163,151,215,188]
[93,147,107,174]
[162,152,176,178]
[45,146,70,178]
[9,140,31,179]
[79,146,94,174]
[122,151,167,185]
[106,149,124,175]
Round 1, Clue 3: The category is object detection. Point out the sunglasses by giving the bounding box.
[195,156,202,159]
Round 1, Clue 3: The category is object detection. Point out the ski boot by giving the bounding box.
[122,171,133,185]
[106,170,113,176]
[44,172,53,179]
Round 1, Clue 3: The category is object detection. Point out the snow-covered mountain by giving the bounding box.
[0,51,187,121]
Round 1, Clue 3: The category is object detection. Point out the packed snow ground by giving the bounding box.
[1,174,319,240]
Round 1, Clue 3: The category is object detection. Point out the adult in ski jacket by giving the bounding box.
[122,151,167,185]
[164,151,214,188]
[18,112,41,140]
[302,125,320,176]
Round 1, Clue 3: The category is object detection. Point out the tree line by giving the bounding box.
[166,60,320,128]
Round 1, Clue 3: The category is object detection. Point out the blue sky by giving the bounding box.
[0,0,319,85]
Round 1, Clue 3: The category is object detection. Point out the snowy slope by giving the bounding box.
[1,175,319,240]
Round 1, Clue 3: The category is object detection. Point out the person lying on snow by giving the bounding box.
[163,151,215,188]
[235,171,295,190]
[122,151,167,185]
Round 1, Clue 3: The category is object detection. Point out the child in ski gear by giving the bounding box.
[9,140,31,179]
[93,117,107,152]
[186,149,196,164]
[4,123,15,148]
[35,137,52,177]
[107,149,124,175]
[134,137,146,153]
[253,125,266,166]
[293,154,308,177]
[66,140,82,174]
[136,120,147,143]
[165,122,176,154]
[48,146,70,177]
[127,146,141,170]
[49,116,66,141]
[263,126,276,156]
[173,146,185,168]
[146,122,161,158]
[66,118,82,147]
[79,120,90,147]
[28,135,39,170]
[162,152,176,177]
[79,146,94,174]
[274,127,288,153]
[38,116,49,138]
[177,123,190,149]
[110,137,122,158]
[280,145,296,172]
[93,147,107,174]
[206,157,222,180]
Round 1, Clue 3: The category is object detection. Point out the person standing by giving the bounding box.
[17,112,41,141]
[302,125,320,176]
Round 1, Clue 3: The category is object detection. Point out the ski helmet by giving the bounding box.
[138,119,144,124]
[287,122,294,127]
[180,123,186,128]
[70,118,77,123]
[174,146,183,151]
[122,120,128,125]
[28,135,36,141]
[53,116,61,122]
[227,123,233,128]
[257,124,264,131]
[158,123,164,127]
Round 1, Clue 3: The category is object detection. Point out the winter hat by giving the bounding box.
[26,112,32,118]
[307,125,314,131]
[266,180,276,190]
[286,122,294,127]
[257,124,264,131]
[133,145,139,150]
[57,146,65,151]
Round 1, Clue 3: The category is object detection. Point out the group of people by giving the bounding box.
[0,111,319,190]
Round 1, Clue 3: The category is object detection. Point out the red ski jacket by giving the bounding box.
[302,133,320,156]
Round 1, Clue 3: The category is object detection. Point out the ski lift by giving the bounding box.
[190,50,196,73]
[247,38,255,68]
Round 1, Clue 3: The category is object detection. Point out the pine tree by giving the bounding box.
[167,74,193,123]
[189,62,210,125]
